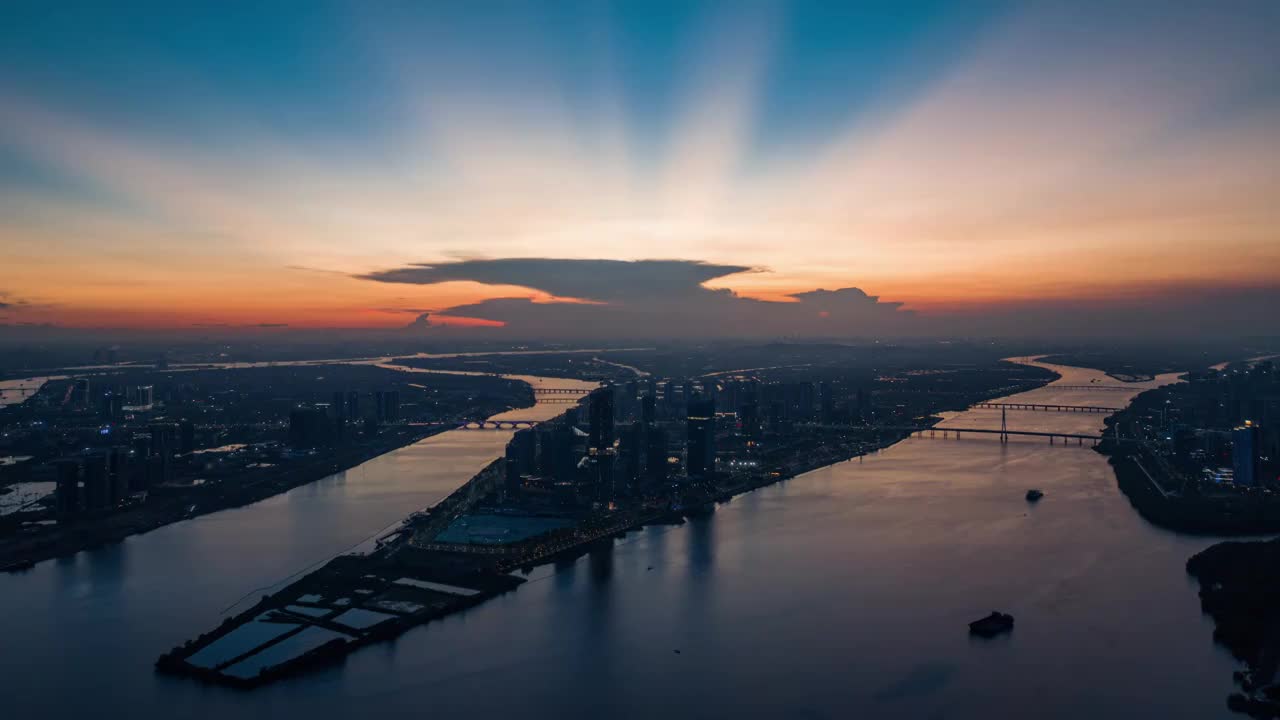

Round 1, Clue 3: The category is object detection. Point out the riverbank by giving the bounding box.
[154,404,955,691]
[0,424,456,573]
[1102,443,1280,535]
[1187,538,1280,718]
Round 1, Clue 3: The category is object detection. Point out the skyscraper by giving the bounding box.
[505,429,538,496]
[738,400,759,440]
[375,390,401,423]
[686,397,716,479]
[1233,423,1260,486]
[81,453,111,510]
[618,422,643,495]
[539,424,577,483]
[588,388,615,452]
[645,426,668,486]
[53,459,81,517]
[179,421,196,455]
[100,391,124,420]
[662,380,677,418]
[71,378,91,408]
[289,408,332,448]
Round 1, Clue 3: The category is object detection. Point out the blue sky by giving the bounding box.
[0,1,1277,335]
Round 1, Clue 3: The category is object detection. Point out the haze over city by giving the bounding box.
[2,0,1277,337]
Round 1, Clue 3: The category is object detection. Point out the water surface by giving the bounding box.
[0,363,1237,718]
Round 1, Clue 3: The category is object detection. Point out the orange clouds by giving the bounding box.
[0,3,1277,331]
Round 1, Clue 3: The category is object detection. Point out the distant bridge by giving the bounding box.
[971,402,1121,414]
[409,419,543,431]
[893,426,1105,446]
[456,419,542,430]
[536,397,579,404]
[532,388,586,395]
[802,423,1110,446]
[1051,384,1134,392]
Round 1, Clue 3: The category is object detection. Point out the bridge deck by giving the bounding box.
[971,402,1121,413]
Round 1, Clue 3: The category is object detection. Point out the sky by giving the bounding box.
[0,0,1277,338]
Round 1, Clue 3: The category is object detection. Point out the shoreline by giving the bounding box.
[0,422,474,574]
[155,425,917,689]
[156,368,1056,689]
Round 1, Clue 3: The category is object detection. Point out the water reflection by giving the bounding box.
[0,362,1241,719]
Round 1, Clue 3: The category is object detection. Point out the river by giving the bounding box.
[0,360,1238,718]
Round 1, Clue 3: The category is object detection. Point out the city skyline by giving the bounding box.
[2,0,1278,337]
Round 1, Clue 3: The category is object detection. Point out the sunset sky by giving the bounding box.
[1,1,1277,336]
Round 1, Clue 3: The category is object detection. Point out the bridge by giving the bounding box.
[456,419,542,430]
[896,426,1104,446]
[408,419,543,431]
[971,402,1121,414]
[1051,384,1134,392]
[536,397,579,405]
[801,422,1109,446]
[532,387,586,395]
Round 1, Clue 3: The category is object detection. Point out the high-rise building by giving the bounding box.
[149,422,178,456]
[641,393,656,427]
[622,381,639,421]
[375,391,401,423]
[766,401,784,434]
[71,378,91,408]
[505,429,538,497]
[662,380,678,417]
[797,381,816,420]
[100,391,124,420]
[108,447,131,503]
[588,388,615,451]
[645,427,668,486]
[1233,423,1261,486]
[346,390,360,419]
[53,459,81,517]
[738,400,759,439]
[819,382,835,424]
[128,437,151,491]
[686,397,716,479]
[855,388,871,422]
[82,453,111,510]
[539,425,577,483]
[618,422,643,495]
[289,407,332,448]
[508,429,538,473]
[133,385,154,407]
[179,421,196,455]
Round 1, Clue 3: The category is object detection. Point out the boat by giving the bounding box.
[1025,489,1044,502]
[969,611,1015,637]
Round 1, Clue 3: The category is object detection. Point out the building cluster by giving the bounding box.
[1135,361,1279,491]
[52,421,191,517]
[499,376,880,511]
[2,370,429,526]
[288,390,401,448]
